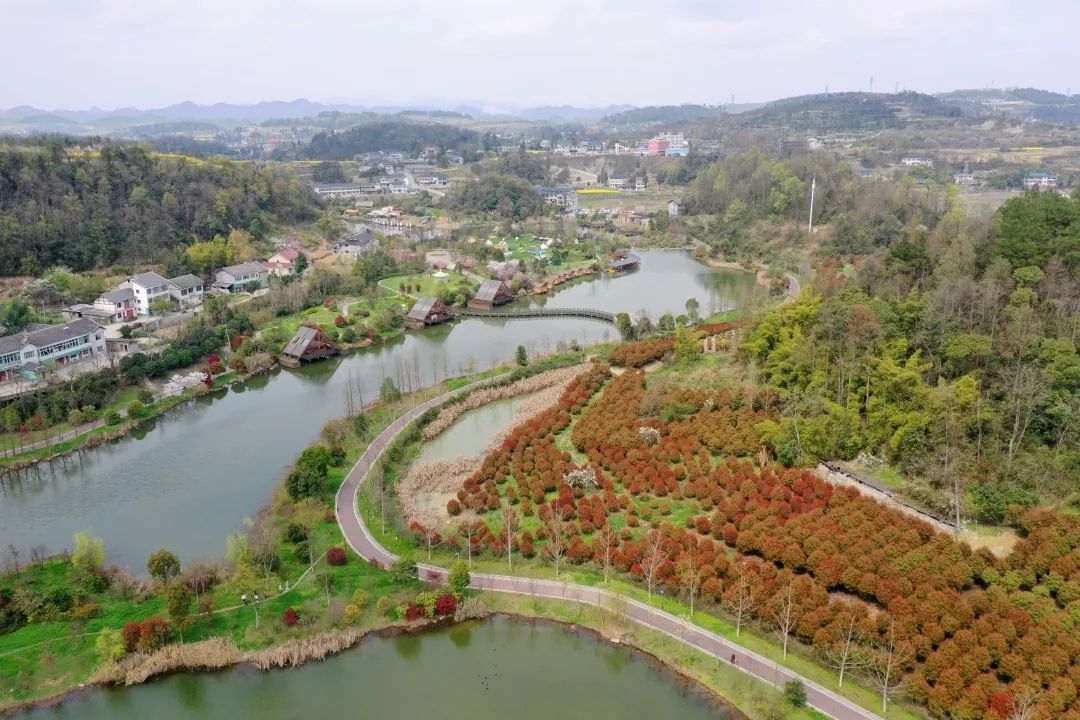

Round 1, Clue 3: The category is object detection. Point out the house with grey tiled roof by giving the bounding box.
[0,319,106,383]
[124,272,172,316]
[213,262,268,294]
[167,274,205,308]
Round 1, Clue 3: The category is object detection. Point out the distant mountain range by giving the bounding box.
[2,87,1078,137]
[0,99,637,128]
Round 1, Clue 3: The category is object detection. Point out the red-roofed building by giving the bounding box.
[264,248,306,277]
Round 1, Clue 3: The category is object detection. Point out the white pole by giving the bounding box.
[807,175,816,234]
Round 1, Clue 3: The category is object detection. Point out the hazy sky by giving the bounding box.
[2,0,1078,110]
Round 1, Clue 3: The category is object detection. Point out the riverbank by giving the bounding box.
[6,612,748,720]
[0,357,587,709]
[0,365,273,472]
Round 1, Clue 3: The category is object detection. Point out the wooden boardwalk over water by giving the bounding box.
[456,306,616,323]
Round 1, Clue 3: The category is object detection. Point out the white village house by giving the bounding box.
[0,319,107,382]
[72,271,205,321]
[125,272,172,316]
[63,286,137,324]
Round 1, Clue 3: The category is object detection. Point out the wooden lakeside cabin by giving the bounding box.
[280,325,338,367]
[405,296,454,329]
[468,279,515,310]
[607,249,641,274]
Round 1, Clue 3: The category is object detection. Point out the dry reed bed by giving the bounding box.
[94,638,242,686]
[248,628,364,670]
[399,456,479,524]
[421,365,587,441]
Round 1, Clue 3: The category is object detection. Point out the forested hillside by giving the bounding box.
[447,173,543,220]
[742,189,1080,521]
[600,104,727,126]
[281,121,482,160]
[734,92,965,131]
[0,140,317,274]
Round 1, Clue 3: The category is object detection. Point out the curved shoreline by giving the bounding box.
[335,377,882,720]
[1,613,743,719]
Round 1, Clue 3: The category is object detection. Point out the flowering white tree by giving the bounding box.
[564,466,597,489]
[638,426,661,446]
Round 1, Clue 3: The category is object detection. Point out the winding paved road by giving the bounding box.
[335,379,881,720]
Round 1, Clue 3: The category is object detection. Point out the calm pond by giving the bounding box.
[0,252,765,567]
[416,392,535,462]
[15,617,734,720]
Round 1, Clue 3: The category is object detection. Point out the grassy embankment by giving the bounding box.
[0,385,217,469]
[257,287,409,345]
[0,371,515,709]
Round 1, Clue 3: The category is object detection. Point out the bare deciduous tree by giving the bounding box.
[542,507,568,577]
[870,619,913,716]
[30,545,47,567]
[594,523,618,584]
[181,561,221,601]
[641,531,669,602]
[722,564,763,637]
[770,577,801,658]
[502,504,519,570]
[416,512,442,561]
[457,520,483,570]
[1001,365,1046,465]
[1008,686,1042,720]
[6,544,19,574]
[676,549,704,618]
[822,612,865,688]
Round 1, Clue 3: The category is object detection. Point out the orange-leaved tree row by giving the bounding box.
[447,364,1080,720]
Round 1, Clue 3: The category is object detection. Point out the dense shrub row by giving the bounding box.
[608,338,674,368]
[450,364,1080,720]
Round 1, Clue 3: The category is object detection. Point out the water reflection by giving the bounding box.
[0,252,764,565]
[12,617,726,720]
[394,633,422,660]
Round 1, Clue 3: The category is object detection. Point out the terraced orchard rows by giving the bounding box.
[445,363,1080,720]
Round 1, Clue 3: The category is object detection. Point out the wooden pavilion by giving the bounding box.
[280,325,338,366]
[468,279,514,309]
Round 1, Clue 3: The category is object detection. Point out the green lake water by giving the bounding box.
[0,252,766,567]
[14,617,733,720]
[417,393,534,462]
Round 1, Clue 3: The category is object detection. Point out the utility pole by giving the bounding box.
[807,174,817,234]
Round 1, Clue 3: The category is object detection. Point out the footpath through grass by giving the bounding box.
[0,372,504,709]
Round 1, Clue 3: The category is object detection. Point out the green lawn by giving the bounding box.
[380,270,476,299]
[0,378,488,707]
[577,188,680,212]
